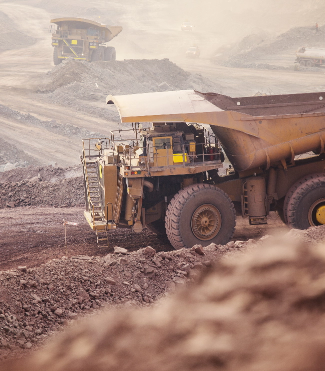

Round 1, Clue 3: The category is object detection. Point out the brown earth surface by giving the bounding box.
[0,205,287,272]
[0,164,288,361]
[3,230,325,370]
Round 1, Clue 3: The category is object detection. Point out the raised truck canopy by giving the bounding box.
[107,90,325,172]
[51,17,122,41]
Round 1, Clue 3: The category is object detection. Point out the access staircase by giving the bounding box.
[82,138,113,248]
[83,158,109,247]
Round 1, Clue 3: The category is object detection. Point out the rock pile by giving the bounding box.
[37,59,223,119]
[0,166,84,209]
[0,243,226,360]
[6,230,325,371]
[214,25,325,69]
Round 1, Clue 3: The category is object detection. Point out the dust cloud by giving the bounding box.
[1,0,325,60]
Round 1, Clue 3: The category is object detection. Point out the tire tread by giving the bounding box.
[285,173,325,228]
[165,184,236,249]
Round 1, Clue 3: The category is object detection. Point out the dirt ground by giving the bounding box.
[0,205,287,272]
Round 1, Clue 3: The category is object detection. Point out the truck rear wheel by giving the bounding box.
[53,47,61,65]
[104,46,116,61]
[91,46,105,62]
[165,184,236,249]
[286,173,325,229]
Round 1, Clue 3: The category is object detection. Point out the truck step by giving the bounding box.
[96,229,109,248]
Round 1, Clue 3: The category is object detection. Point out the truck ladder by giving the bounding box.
[96,229,109,248]
[83,159,110,247]
[84,160,105,222]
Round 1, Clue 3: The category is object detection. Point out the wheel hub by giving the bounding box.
[191,204,222,241]
[316,205,325,224]
[308,198,325,226]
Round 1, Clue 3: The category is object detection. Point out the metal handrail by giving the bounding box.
[82,138,222,174]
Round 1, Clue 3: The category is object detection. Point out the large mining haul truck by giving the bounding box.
[50,18,122,65]
[296,47,325,67]
[82,90,325,249]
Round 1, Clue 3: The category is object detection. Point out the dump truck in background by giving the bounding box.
[82,90,325,249]
[296,46,325,67]
[50,18,122,65]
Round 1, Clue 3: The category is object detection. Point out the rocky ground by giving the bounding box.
[0,166,83,208]
[0,162,289,361]
[36,58,223,121]
[3,228,325,370]
[213,25,325,70]
[0,242,225,360]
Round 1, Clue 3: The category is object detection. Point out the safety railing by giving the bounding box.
[82,135,222,174]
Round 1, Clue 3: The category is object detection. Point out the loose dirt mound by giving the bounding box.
[37,59,223,117]
[0,166,83,209]
[40,58,220,95]
[0,11,36,53]
[0,244,224,360]
[4,231,325,370]
[214,25,325,69]
[0,138,40,172]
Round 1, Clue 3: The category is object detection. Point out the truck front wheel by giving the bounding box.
[286,173,325,229]
[165,184,236,249]
[53,47,61,65]
[104,46,116,61]
[91,46,105,62]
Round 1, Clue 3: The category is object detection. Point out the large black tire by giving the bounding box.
[282,173,322,224]
[53,47,61,66]
[104,46,116,61]
[91,46,105,62]
[165,184,236,250]
[286,173,325,229]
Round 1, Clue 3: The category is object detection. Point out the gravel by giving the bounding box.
[0,242,226,360]
[3,228,325,370]
[0,166,84,209]
[36,58,223,120]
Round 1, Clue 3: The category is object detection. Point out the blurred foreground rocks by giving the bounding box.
[4,232,325,371]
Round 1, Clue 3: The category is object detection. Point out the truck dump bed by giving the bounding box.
[51,18,122,42]
[107,90,325,172]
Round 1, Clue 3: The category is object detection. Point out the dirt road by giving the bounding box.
[0,206,287,271]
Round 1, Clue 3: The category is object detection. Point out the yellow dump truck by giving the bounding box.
[50,18,122,65]
[82,90,325,249]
